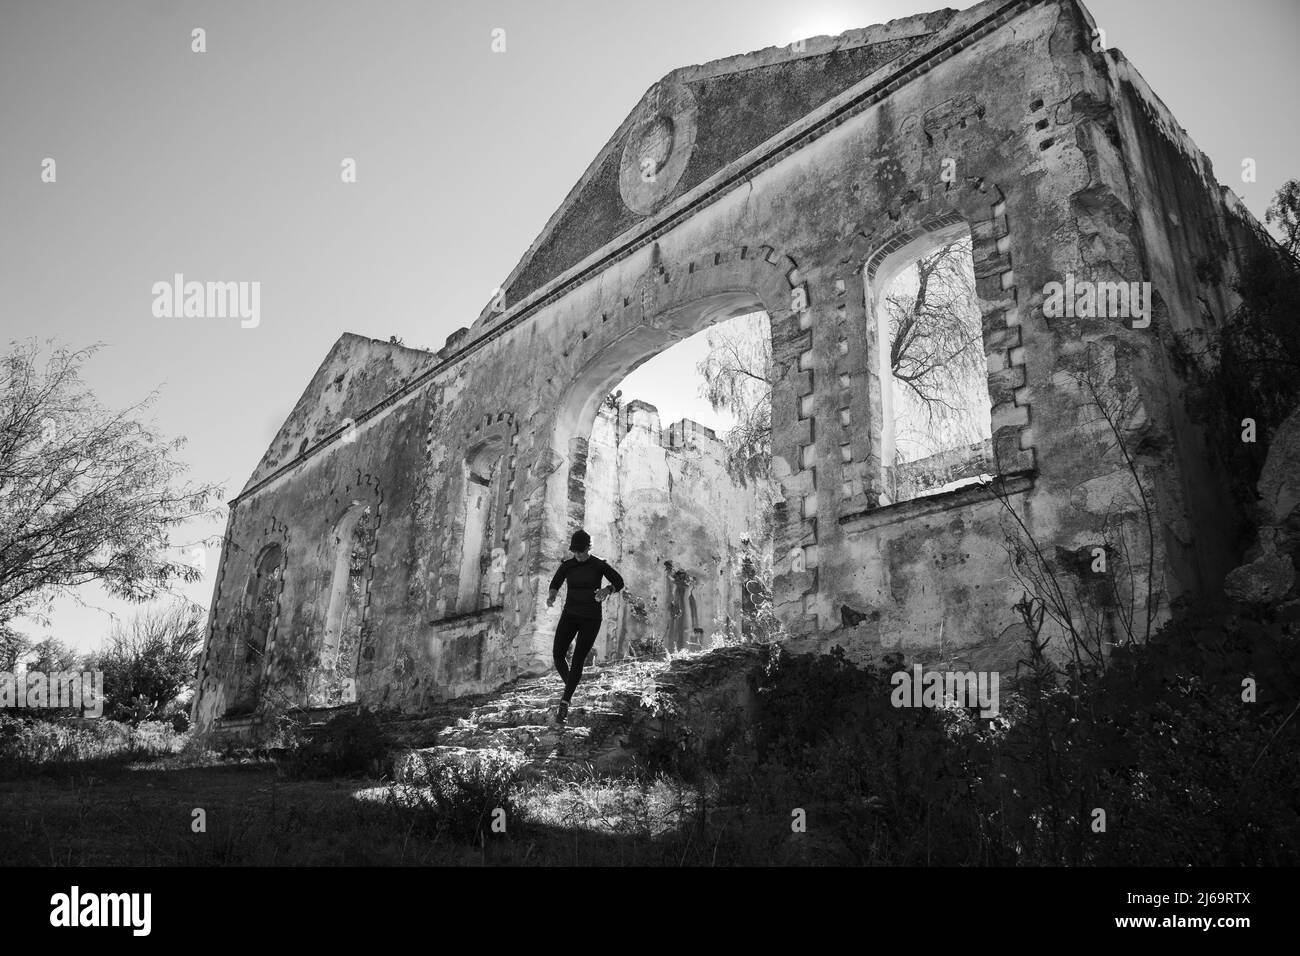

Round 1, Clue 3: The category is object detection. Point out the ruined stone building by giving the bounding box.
[193,0,1279,737]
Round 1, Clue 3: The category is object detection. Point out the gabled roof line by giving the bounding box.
[472,10,953,328]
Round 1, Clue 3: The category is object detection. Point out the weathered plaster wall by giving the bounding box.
[582,400,776,659]
[1101,51,1277,596]
[195,0,1280,737]
[193,385,431,730]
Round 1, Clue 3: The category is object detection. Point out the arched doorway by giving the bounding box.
[539,290,780,662]
[457,437,509,614]
[311,502,376,706]
[226,543,284,716]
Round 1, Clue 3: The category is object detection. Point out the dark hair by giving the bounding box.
[569,529,591,553]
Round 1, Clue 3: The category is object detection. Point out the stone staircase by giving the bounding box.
[199,645,767,777]
[387,658,674,782]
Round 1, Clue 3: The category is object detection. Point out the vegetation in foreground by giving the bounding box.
[2,586,1296,866]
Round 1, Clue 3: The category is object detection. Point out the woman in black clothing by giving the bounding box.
[547,528,624,725]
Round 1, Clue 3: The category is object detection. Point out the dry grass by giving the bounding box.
[0,752,794,866]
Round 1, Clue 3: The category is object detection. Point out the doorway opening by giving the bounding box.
[574,309,780,662]
[309,502,376,707]
[225,543,284,716]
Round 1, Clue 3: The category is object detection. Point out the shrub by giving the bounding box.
[629,636,667,660]
[708,595,1300,865]
[0,715,188,778]
[283,709,389,780]
[88,600,205,724]
[1176,249,1300,520]
[415,748,528,844]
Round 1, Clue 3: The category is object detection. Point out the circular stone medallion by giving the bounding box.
[618,81,697,216]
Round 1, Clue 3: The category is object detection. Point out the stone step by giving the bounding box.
[377,651,746,784]
[393,735,634,782]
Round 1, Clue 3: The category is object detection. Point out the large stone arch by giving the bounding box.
[550,246,799,449]
[520,246,799,662]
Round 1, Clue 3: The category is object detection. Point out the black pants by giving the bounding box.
[553,612,601,702]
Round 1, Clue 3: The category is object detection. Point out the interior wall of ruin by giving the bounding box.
[582,400,777,660]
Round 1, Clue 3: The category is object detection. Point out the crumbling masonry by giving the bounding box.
[194,0,1279,737]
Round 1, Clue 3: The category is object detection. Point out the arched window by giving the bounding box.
[227,543,283,716]
[456,438,507,613]
[311,503,375,706]
[867,223,993,505]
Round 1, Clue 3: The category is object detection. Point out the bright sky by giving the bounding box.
[2,0,1296,651]
[619,327,734,433]
[617,310,772,433]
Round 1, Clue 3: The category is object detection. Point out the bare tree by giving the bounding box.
[89,599,206,722]
[696,239,987,477]
[26,636,81,673]
[1266,178,1300,260]
[0,339,223,627]
[696,317,773,484]
[881,235,988,461]
[0,625,32,672]
[985,344,1161,672]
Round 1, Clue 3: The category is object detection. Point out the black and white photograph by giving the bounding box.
[1,0,1297,931]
